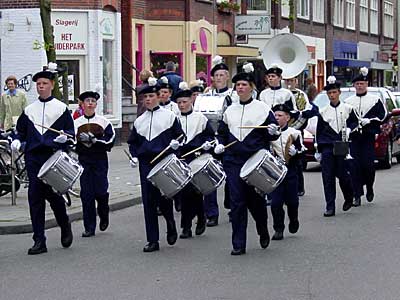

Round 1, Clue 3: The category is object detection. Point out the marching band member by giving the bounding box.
[127,77,184,253]
[158,76,180,115]
[74,91,115,237]
[315,76,358,217]
[215,63,280,255]
[269,104,303,240]
[259,64,297,111]
[11,63,74,255]
[189,79,205,103]
[345,67,387,206]
[175,82,215,238]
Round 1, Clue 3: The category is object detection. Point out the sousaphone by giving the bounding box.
[262,33,308,79]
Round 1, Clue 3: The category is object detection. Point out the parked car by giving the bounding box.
[302,87,400,169]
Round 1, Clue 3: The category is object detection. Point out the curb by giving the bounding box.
[0,196,142,235]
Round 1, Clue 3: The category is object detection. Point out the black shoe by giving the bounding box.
[366,191,374,202]
[195,217,206,236]
[297,190,305,197]
[288,220,300,234]
[323,210,335,217]
[27,240,47,255]
[61,222,73,248]
[271,231,284,240]
[206,216,218,227]
[230,248,246,256]
[259,231,270,249]
[99,215,109,231]
[81,230,95,238]
[342,201,352,212]
[166,220,178,245]
[179,228,192,239]
[353,197,361,207]
[143,242,160,253]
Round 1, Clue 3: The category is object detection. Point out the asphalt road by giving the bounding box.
[2,163,400,300]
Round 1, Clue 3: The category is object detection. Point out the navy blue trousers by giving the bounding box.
[179,183,205,230]
[224,162,269,250]
[79,159,109,233]
[320,148,354,212]
[204,190,219,218]
[26,153,70,243]
[139,162,174,243]
[350,134,375,197]
[270,167,299,233]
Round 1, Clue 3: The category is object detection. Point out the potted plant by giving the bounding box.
[216,0,240,14]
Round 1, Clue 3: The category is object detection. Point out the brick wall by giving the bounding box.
[0,0,39,9]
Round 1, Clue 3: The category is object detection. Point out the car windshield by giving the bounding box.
[313,90,381,109]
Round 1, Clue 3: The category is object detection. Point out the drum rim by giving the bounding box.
[147,153,177,179]
[240,148,268,178]
[37,150,64,178]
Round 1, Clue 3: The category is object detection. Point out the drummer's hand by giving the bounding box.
[214,144,225,154]
[130,157,138,168]
[88,132,97,143]
[11,139,21,151]
[314,152,322,162]
[169,139,180,150]
[267,124,280,135]
[79,132,90,142]
[202,141,213,151]
[54,131,68,143]
[288,145,297,156]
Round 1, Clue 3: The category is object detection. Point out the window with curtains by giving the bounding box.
[346,0,355,29]
[359,0,368,33]
[384,1,394,38]
[333,0,344,27]
[247,0,270,12]
[370,0,378,34]
[297,0,309,19]
[313,0,324,23]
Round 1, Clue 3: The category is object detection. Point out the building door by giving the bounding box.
[196,54,211,86]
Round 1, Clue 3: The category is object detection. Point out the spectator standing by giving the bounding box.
[163,61,183,98]
[306,78,318,102]
[136,70,154,117]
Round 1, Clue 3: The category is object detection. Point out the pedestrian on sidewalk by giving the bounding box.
[74,91,115,237]
[128,77,184,253]
[11,63,74,255]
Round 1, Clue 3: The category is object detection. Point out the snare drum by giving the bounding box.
[147,154,192,198]
[189,153,226,195]
[240,149,287,194]
[38,150,83,195]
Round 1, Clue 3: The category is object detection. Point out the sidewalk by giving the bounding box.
[0,144,142,235]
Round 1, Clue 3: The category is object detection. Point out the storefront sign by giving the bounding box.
[234,15,271,35]
[52,12,88,55]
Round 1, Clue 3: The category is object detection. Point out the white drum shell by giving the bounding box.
[189,154,226,195]
[240,149,287,194]
[147,154,192,198]
[37,150,83,195]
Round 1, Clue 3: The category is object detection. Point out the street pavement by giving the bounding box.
[2,162,400,299]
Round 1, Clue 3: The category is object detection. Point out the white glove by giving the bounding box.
[314,152,322,162]
[88,132,97,143]
[11,139,21,151]
[288,145,297,156]
[130,157,138,168]
[346,128,351,140]
[360,118,371,126]
[169,139,180,150]
[54,131,68,143]
[214,144,225,154]
[202,141,213,151]
[267,124,280,135]
[79,132,91,142]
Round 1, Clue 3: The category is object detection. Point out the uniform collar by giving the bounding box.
[84,113,96,120]
[147,105,160,112]
[38,95,54,103]
[330,101,341,108]
[160,100,171,106]
[181,110,193,116]
[281,124,289,131]
[356,91,367,97]
[270,85,282,91]
[215,86,229,93]
[240,97,253,105]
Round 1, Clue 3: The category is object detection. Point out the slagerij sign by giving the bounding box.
[235,15,271,35]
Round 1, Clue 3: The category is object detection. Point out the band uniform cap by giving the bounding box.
[352,74,369,83]
[272,103,291,114]
[190,85,205,93]
[211,63,229,76]
[232,72,255,84]
[32,70,57,82]
[174,89,193,100]
[138,84,161,95]
[323,82,341,91]
[78,91,100,101]
[266,66,283,76]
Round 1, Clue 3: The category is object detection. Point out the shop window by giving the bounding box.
[196,54,211,86]
[150,52,183,78]
[103,40,113,115]
[56,59,80,104]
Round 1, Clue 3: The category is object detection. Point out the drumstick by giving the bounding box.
[150,134,184,164]
[181,140,216,158]
[34,123,74,138]
[123,149,134,161]
[238,125,270,129]
[224,140,238,149]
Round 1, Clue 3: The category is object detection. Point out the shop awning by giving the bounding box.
[217,46,259,57]
[333,58,371,68]
[370,61,393,70]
